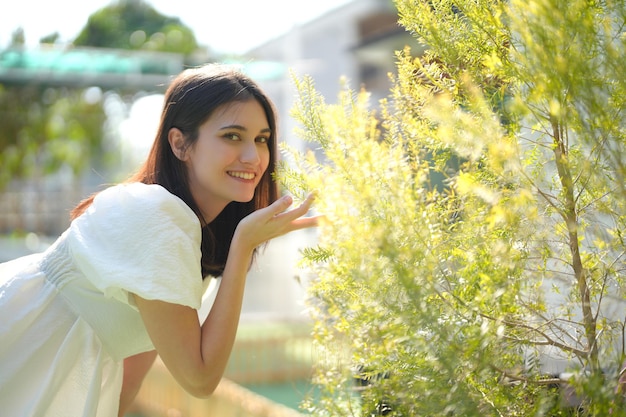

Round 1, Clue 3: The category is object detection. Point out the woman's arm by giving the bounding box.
[118,350,158,417]
[133,194,318,398]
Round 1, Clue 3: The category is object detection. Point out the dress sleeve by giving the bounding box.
[67,183,204,309]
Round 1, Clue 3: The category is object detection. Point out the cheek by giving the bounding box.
[193,141,229,167]
[261,148,271,173]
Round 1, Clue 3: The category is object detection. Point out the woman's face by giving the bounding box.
[178,99,271,221]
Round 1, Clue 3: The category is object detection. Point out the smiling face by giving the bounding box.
[169,99,271,222]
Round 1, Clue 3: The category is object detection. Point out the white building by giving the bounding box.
[245,0,414,153]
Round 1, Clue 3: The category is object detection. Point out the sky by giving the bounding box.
[0,0,352,54]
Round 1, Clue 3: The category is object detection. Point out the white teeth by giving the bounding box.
[229,171,255,180]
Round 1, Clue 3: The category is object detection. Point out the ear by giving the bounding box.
[168,127,188,161]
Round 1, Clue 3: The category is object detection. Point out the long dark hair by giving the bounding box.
[71,64,280,277]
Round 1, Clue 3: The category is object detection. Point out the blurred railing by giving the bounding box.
[0,45,183,90]
[0,188,81,236]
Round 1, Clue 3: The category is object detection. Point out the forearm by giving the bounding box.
[133,236,254,399]
[195,194,318,384]
[118,350,157,417]
[197,235,253,392]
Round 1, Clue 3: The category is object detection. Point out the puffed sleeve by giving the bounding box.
[67,183,204,309]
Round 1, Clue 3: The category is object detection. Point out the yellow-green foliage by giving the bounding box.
[280,1,626,416]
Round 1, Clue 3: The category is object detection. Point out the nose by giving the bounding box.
[240,141,261,164]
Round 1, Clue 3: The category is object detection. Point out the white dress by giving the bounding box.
[0,183,213,417]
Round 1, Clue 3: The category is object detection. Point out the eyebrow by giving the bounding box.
[220,124,271,134]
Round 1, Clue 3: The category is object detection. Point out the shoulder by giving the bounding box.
[96,183,196,219]
[67,182,204,309]
[79,183,200,236]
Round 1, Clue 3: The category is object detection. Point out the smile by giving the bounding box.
[228,171,255,180]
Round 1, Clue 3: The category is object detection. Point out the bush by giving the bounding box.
[280,0,626,416]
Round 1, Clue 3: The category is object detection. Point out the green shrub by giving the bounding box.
[280,0,626,415]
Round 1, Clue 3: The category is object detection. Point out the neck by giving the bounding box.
[193,195,229,226]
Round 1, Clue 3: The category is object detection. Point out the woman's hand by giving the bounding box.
[233,193,320,252]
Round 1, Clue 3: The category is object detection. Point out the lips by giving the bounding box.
[228,171,256,180]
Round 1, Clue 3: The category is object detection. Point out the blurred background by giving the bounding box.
[0,0,414,414]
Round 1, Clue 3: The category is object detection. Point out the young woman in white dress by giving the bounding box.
[0,64,319,417]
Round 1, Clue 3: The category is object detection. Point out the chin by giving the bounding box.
[232,195,255,203]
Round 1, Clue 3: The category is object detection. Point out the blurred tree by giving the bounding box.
[282,0,626,416]
[10,28,25,47]
[40,32,60,44]
[0,0,202,193]
[73,0,199,55]
[0,84,106,186]
[0,1,202,236]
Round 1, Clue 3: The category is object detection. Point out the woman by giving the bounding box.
[0,64,319,416]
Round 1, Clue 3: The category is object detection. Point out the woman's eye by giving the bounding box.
[224,133,241,141]
[256,136,269,144]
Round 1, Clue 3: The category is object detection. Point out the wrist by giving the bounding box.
[230,228,256,258]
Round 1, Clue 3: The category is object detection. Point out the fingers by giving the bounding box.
[290,214,322,231]
[276,195,294,211]
[273,192,316,222]
[234,192,319,250]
